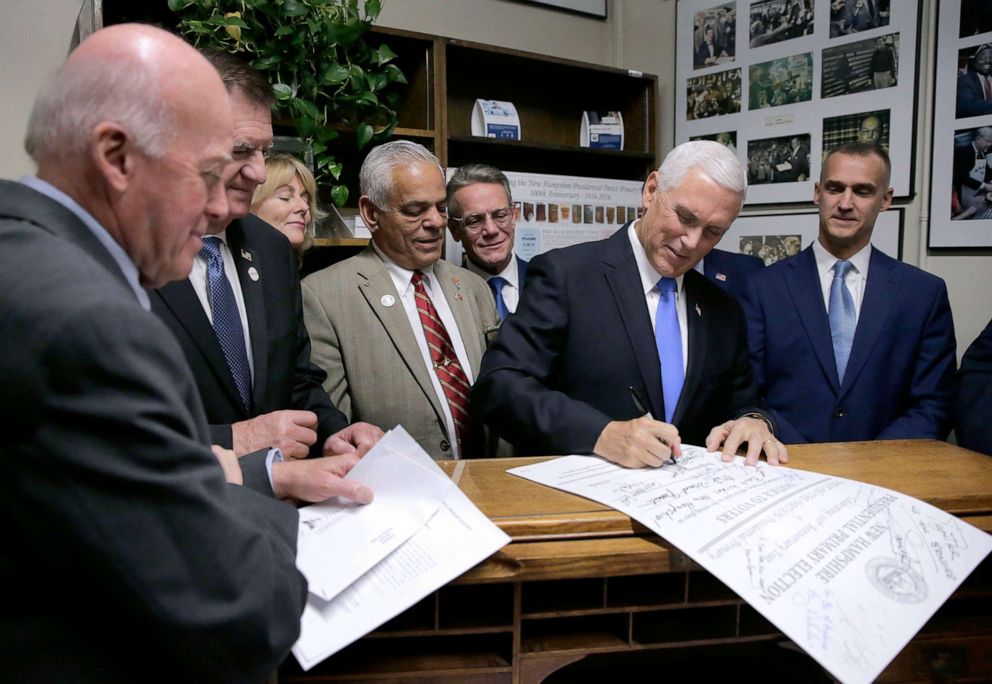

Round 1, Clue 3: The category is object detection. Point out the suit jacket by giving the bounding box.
[473,225,765,455]
[516,253,529,285]
[0,181,305,682]
[702,248,764,302]
[741,246,956,444]
[956,69,992,119]
[152,215,348,464]
[302,247,500,459]
[954,317,992,455]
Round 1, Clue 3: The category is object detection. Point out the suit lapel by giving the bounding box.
[602,227,664,418]
[436,260,484,375]
[226,221,268,401]
[840,248,896,395]
[678,271,708,425]
[356,249,446,421]
[786,248,840,391]
[153,279,247,414]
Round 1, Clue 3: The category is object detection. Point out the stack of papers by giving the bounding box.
[509,446,992,684]
[292,427,510,670]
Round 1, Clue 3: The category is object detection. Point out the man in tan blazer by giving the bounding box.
[302,141,499,459]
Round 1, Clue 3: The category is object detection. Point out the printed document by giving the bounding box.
[509,446,992,684]
[293,428,511,670]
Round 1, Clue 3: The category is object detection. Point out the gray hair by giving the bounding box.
[446,163,513,217]
[656,140,747,201]
[25,49,173,162]
[360,140,442,209]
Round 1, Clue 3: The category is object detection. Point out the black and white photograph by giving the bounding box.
[690,130,738,153]
[740,234,803,265]
[692,2,737,69]
[748,52,813,109]
[823,109,890,154]
[749,0,814,49]
[952,127,992,221]
[829,0,890,38]
[959,0,992,38]
[746,133,811,185]
[822,33,899,98]
[931,0,992,246]
[956,43,992,119]
[686,68,742,119]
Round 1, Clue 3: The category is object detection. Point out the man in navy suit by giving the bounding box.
[742,143,956,444]
[696,247,764,301]
[474,141,786,468]
[446,164,528,321]
[152,52,381,500]
[954,318,992,456]
[956,43,992,119]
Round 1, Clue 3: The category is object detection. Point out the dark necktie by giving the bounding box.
[983,75,992,101]
[488,276,509,321]
[201,237,252,411]
[411,272,477,455]
[655,277,684,424]
[828,260,856,384]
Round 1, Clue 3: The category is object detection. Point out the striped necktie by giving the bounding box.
[411,272,478,455]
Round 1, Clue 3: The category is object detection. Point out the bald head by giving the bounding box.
[24,24,235,288]
[26,24,227,163]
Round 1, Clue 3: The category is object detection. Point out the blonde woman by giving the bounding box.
[251,152,326,251]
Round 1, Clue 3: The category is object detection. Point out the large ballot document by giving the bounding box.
[509,446,992,684]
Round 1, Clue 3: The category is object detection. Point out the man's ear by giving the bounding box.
[357,195,379,233]
[90,122,134,193]
[447,216,463,241]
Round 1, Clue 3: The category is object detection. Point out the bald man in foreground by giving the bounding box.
[0,25,367,681]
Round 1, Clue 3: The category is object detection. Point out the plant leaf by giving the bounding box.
[356,122,374,149]
[374,43,397,65]
[330,184,349,207]
[321,63,350,85]
[271,82,294,100]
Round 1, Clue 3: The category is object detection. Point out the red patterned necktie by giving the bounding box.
[411,271,478,455]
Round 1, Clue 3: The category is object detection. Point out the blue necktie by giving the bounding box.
[655,277,684,424]
[489,276,509,321]
[829,260,856,384]
[201,237,252,411]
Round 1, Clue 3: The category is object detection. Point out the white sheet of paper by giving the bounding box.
[508,446,992,684]
[292,483,511,670]
[296,427,455,601]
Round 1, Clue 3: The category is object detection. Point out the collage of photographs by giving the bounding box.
[678,0,915,206]
[514,200,641,227]
[929,0,992,247]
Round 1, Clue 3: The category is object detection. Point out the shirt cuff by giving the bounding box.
[265,447,284,490]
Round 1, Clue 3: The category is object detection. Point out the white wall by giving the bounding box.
[0,0,80,179]
[2,0,988,356]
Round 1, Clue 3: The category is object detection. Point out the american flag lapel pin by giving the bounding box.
[715,272,727,282]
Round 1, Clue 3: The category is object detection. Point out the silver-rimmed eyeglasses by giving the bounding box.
[449,206,513,233]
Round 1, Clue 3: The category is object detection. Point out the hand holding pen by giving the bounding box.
[590,387,682,469]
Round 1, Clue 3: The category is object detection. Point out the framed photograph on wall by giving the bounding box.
[723,209,903,261]
[675,0,920,205]
[928,0,992,248]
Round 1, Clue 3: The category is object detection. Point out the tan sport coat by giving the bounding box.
[302,246,499,459]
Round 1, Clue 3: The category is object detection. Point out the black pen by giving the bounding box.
[628,386,677,465]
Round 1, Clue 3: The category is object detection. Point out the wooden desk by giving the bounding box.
[279,440,992,683]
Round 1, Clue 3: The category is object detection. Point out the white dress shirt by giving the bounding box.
[465,253,521,314]
[812,239,871,323]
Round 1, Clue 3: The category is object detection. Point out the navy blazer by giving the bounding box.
[701,248,764,302]
[956,69,992,119]
[954,317,992,455]
[741,246,956,444]
[474,225,764,455]
[152,215,348,462]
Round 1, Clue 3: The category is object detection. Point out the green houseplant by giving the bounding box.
[167,0,406,206]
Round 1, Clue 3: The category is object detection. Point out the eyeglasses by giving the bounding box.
[449,206,513,233]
